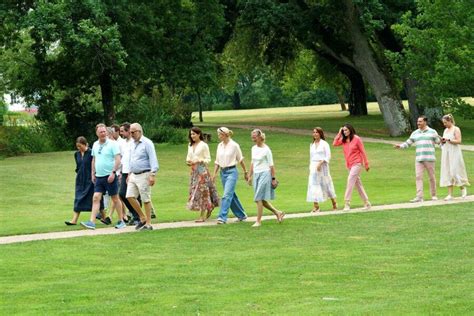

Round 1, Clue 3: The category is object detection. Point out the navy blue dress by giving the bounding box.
[74,149,94,212]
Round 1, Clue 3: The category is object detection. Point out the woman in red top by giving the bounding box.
[333,124,371,211]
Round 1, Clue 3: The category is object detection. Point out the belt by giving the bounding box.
[133,169,150,175]
[221,165,236,171]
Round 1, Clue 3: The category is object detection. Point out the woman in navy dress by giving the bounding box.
[65,136,96,225]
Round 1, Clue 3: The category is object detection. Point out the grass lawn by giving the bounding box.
[1,128,473,236]
[0,204,472,314]
[195,101,474,144]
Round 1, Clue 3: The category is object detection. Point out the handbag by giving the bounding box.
[271,179,279,189]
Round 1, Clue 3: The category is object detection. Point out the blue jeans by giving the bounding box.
[217,167,247,222]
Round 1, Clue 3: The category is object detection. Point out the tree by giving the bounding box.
[391,0,474,121]
[1,0,225,141]
[235,0,412,136]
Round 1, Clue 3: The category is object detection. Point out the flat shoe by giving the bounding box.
[65,221,77,226]
[252,222,261,227]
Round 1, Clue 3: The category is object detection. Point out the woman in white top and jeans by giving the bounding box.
[212,127,249,224]
[307,127,337,212]
[247,129,285,227]
[186,127,220,222]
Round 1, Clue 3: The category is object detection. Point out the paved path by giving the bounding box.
[1,196,472,245]
[198,123,474,151]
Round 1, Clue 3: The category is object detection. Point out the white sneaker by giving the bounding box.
[343,203,351,211]
[252,222,261,228]
[461,188,467,198]
[432,196,438,201]
[444,195,453,201]
[410,197,423,203]
[363,202,371,210]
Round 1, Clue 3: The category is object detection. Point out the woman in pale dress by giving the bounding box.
[186,127,220,222]
[247,129,285,227]
[439,114,470,200]
[307,127,337,212]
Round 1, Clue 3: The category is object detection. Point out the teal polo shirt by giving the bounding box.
[91,139,121,177]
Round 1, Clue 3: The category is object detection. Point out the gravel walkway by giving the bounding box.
[1,196,472,245]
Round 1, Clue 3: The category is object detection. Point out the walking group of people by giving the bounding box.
[67,114,470,230]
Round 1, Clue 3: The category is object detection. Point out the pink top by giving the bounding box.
[333,134,369,169]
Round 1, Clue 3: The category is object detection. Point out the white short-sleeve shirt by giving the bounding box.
[251,144,273,173]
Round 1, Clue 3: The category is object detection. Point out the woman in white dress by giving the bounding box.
[307,127,337,212]
[439,114,470,200]
[186,127,220,222]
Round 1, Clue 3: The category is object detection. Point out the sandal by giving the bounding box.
[277,212,285,223]
[310,208,321,213]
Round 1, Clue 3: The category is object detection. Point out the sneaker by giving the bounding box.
[431,196,438,201]
[80,221,96,230]
[235,217,247,222]
[141,225,153,231]
[444,195,453,201]
[115,221,126,229]
[343,203,350,211]
[252,222,261,228]
[135,221,146,230]
[363,201,371,210]
[461,188,467,198]
[409,197,423,203]
[100,217,112,225]
[216,220,226,225]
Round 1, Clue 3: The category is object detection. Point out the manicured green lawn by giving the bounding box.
[0,204,472,314]
[1,128,473,236]
[195,101,474,144]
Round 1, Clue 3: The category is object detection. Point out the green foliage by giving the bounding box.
[0,124,55,157]
[392,0,474,106]
[442,98,474,120]
[0,103,5,126]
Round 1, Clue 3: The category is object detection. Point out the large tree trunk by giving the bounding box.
[99,70,114,125]
[344,1,410,136]
[197,90,203,122]
[403,77,420,129]
[347,70,367,116]
[232,90,241,109]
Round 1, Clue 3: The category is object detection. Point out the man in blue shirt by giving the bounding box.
[126,123,159,231]
[81,123,126,230]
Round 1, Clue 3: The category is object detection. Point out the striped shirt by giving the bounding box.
[400,127,440,162]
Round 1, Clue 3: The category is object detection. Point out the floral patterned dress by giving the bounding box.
[186,141,220,211]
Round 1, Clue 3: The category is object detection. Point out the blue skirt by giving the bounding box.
[253,170,275,201]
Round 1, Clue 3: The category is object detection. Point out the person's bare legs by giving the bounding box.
[262,200,284,222]
[89,192,103,222]
[110,194,123,222]
[312,202,320,212]
[253,201,264,226]
[144,201,152,225]
[68,211,80,224]
[331,198,337,210]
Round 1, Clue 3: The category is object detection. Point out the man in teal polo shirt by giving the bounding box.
[81,123,126,230]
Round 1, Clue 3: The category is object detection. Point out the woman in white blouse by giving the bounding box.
[307,127,337,212]
[186,127,220,222]
[212,127,249,224]
[247,129,285,227]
